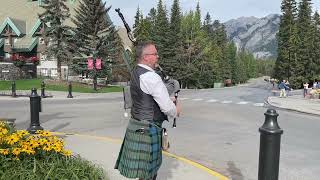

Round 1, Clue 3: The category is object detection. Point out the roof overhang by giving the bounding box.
[0,17,23,36]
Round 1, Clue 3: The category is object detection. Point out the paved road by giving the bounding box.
[0,78,319,180]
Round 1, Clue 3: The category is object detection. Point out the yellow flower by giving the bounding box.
[29,140,40,148]
[0,149,9,155]
[38,138,47,145]
[6,134,19,145]
[0,127,8,136]
[16,130,29,137]
[43,145,51,152]
[53,145,62,152]
[12,148,21,156]
[36,130,43,134]
[40,130,51,137]
[62,150,72,156]
[22,147,35,155]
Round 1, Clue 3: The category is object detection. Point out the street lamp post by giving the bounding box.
[93,51,98,91]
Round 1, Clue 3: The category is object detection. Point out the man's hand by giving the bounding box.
[176,101,181,117]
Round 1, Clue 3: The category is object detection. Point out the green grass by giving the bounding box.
[0,79,123,93]
[0,155,108,180]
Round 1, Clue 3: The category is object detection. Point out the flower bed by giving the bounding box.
[0,122,107,179]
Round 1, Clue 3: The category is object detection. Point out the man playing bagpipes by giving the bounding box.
[114,41,181,180]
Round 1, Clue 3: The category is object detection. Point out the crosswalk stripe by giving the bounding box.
[192,98,203,101]
[253,103,265,107]
[237,101,249,105]
[179,98,189,100]
[207,99,218,102]
[221,100,232,104]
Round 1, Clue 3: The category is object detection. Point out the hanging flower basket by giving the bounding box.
[11,55,26,68]
[30,56,39,65]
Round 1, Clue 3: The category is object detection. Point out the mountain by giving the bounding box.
[224,14,280,59]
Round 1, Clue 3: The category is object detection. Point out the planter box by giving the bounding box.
[0,118,16,128]
[214,82,223,88]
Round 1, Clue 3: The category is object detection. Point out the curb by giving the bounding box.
[266,97,320,116]
[55,132,229,180]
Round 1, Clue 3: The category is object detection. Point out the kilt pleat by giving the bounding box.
[115,118,162,179]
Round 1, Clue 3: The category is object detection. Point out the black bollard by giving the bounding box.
[11,81,17,97]
[27,88,43,134]
[258,109,283,180]
[41,81,46,98]
[67,81,73,98]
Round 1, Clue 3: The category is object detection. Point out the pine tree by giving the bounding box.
[154,0,171,74]
[178,11,198,88]
[133,6,142,38]
[72,0,123,87]
[296,0,313,85]
[203,12,212,34]
[274,0,298,86]
[146,8,157,40]
[212,20,228,46]
[166,0,182,79]
[226,42,237,84]
[39,0,73,80]
[312,12,320,79]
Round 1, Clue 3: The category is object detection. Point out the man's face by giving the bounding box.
[143,45,159,69]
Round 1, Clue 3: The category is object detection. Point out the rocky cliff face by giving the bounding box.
[224,14,280,59]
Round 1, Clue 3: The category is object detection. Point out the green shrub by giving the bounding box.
[0,122,107,179]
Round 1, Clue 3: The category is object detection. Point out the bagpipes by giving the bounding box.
[115,8,180,128]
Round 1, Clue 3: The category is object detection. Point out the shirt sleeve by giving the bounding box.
[140,72,177,118]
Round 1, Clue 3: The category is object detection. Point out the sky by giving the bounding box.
[103,0,320,28]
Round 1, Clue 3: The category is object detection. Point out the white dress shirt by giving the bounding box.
[138,64,177,118]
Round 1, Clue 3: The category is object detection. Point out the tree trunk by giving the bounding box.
[57,58,62,80]
[18,67,23,79]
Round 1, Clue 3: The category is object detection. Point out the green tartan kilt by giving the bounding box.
[115,118,162,179]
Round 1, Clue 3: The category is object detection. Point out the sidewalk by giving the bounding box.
[267,95,320,116]
[62,133,226,180]
[0,90,123,100]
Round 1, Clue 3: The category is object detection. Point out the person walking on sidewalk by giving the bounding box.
[115,41,181,180]
[279,80,289,98]
[303,82,309,98]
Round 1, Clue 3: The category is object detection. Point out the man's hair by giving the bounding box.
[135,41,155,61]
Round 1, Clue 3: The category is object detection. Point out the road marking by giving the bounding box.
[221,100,232,104]
[54,132,229,180]
[253,103,265,107]
[179,98,189,100]
[192,98,203,101]
[237,101,249,105]
[206,99,218,102]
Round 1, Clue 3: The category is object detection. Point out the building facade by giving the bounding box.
[0,0,78,79]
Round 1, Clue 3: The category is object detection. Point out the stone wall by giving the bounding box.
[0,62,37,80]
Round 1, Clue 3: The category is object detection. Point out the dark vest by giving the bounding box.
[130,66,167,123]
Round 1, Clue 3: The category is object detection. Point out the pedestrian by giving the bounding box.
[313,80,317,89]
[285,80,291,96]
[115,41,181,180]
[303,82,309,98]
[279,80,289,98]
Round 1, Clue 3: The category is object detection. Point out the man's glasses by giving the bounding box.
[144,53,158,56]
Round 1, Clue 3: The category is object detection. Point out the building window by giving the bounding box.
[5,53,10,58]
[40,53,46,61]
[51,68,57,76]
[39,37,45,44]
[5,38,10,45]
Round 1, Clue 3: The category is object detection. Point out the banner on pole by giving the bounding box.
[87,58,93,70]
[95,58,102,70]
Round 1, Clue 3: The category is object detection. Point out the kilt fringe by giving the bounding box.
[115,118,162,179]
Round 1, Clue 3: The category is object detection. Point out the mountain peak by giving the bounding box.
[224,14,280,59]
